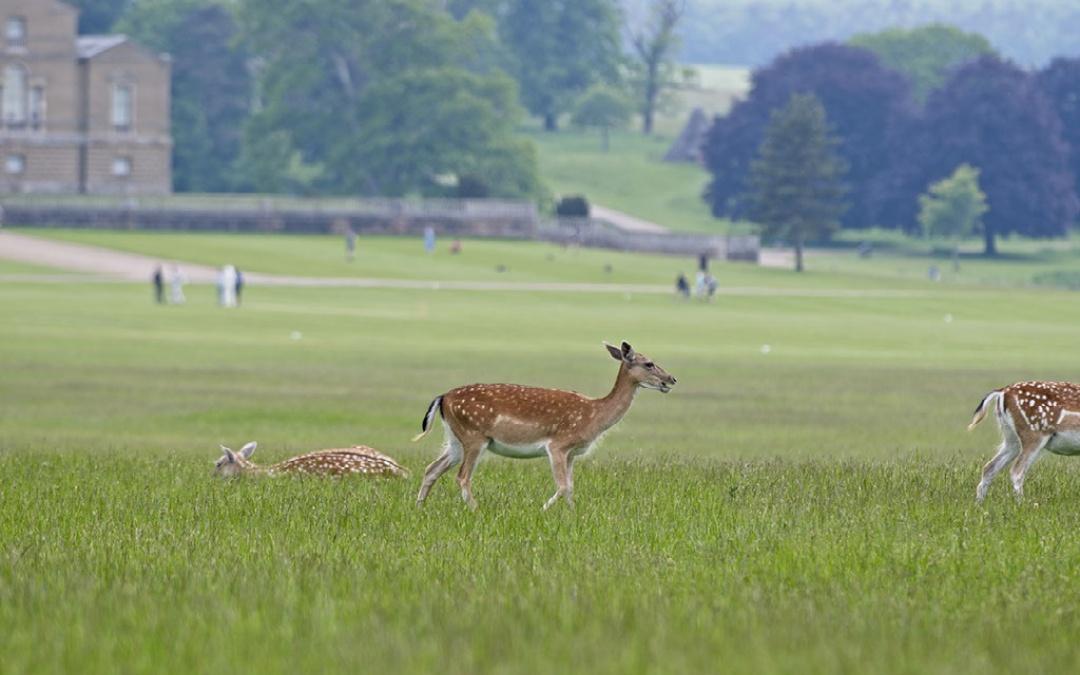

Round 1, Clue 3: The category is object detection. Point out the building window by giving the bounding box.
[29,85,43,129]
[2,64,26,125]
[112,156,132,177]
[5,154,25,174]
[111,83,132,131]
[5,17,26,47]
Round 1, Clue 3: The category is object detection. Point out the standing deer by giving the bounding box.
[413,341,677,509]
[214,442,409,478]
[969,381,1080,502]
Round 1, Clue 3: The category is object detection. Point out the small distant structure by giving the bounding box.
[663,108,711,164]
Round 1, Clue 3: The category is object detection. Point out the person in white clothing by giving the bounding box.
[218,265,237,307]
[169,265,187,305]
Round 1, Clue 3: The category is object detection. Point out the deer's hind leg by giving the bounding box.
[1010,430,1051,500]
[417,427,464,505]
[977,434,1020,503]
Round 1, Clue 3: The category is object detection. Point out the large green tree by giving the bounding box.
[237,0,539,198]
[571,85,632,151]
[747,93,847,272]
[329,68,539,197]
[117,1,252,193]
[626,0,682,134]
[850,24,995,103]
[918,164,987,241]
[627,0,684,134]
[497,0,622,131]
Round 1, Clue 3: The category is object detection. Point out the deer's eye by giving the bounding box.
[645,362,655,369]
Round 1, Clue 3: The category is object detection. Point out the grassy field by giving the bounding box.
[817,232,1080,290]
[18,227,703,285]
[0,258,77,275]
[650,64,750,137]
[526,63,749,233]
[528,128,729,234]
[5,233,1080,673]
[20,226,1080,291]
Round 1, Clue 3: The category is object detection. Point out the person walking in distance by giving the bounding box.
[152,265,165,304]
[169,264,187,305]
[218,265,237,307]
[345,226,357,262]
[235,268,244,306]
[675,272,690,299]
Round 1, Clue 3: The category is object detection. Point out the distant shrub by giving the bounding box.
[556,195,590,217]
[456,174,490,199]
[1032,271,1080,291]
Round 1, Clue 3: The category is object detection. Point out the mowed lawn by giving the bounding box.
[5,248,1080,672]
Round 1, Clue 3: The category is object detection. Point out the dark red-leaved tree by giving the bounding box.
[918,56,1078,255]
[1037,57,1080,207]
[703,43,915,229]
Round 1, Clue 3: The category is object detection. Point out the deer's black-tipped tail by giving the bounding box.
[968,390,1001,431]
[412,395,443,442]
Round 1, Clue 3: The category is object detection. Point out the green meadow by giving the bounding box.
[4,232,1080,673]
[529,128,726,233]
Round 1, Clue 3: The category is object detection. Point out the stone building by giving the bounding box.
[0,0,171,195]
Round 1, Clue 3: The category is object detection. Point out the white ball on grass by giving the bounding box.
[760,344,771,354]
[290,331,303,340]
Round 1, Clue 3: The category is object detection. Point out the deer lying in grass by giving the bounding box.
[215,442,409,478]
[413,341,676,509]
[969,381,1080,502]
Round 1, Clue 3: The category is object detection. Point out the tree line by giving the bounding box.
[66,0,680,200]
[704,26,1080,256]
[682,0,1080,68]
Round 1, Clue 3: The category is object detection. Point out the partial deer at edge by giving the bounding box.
[969,381,1080,501]
[413,341,677,510]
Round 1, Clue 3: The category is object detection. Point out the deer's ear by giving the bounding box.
[239,441,257,459]
[621,341,635,360]
[604,341,623,361]
[220,445,236,463]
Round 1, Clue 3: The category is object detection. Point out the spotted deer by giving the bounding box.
[969,381,1080,502]
[413,341,677,510]
[215,442,409,478]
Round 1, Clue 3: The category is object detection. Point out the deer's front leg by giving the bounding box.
[456,438,487,510]
[543,445,573,511]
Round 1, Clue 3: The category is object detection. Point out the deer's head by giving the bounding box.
[215,441,258,477]
[604,341,677,393]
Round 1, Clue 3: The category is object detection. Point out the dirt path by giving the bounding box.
[0,230,926,298]
[0,230,220,282]
[590,205,670,234]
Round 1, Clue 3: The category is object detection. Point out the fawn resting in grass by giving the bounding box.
[413,341,676,510]
[969,381,1080,502]
[215,442,408,478]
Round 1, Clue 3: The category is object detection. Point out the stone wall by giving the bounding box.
[0,198,541,238]
[540,218,759,261]
[0,197,759,261]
